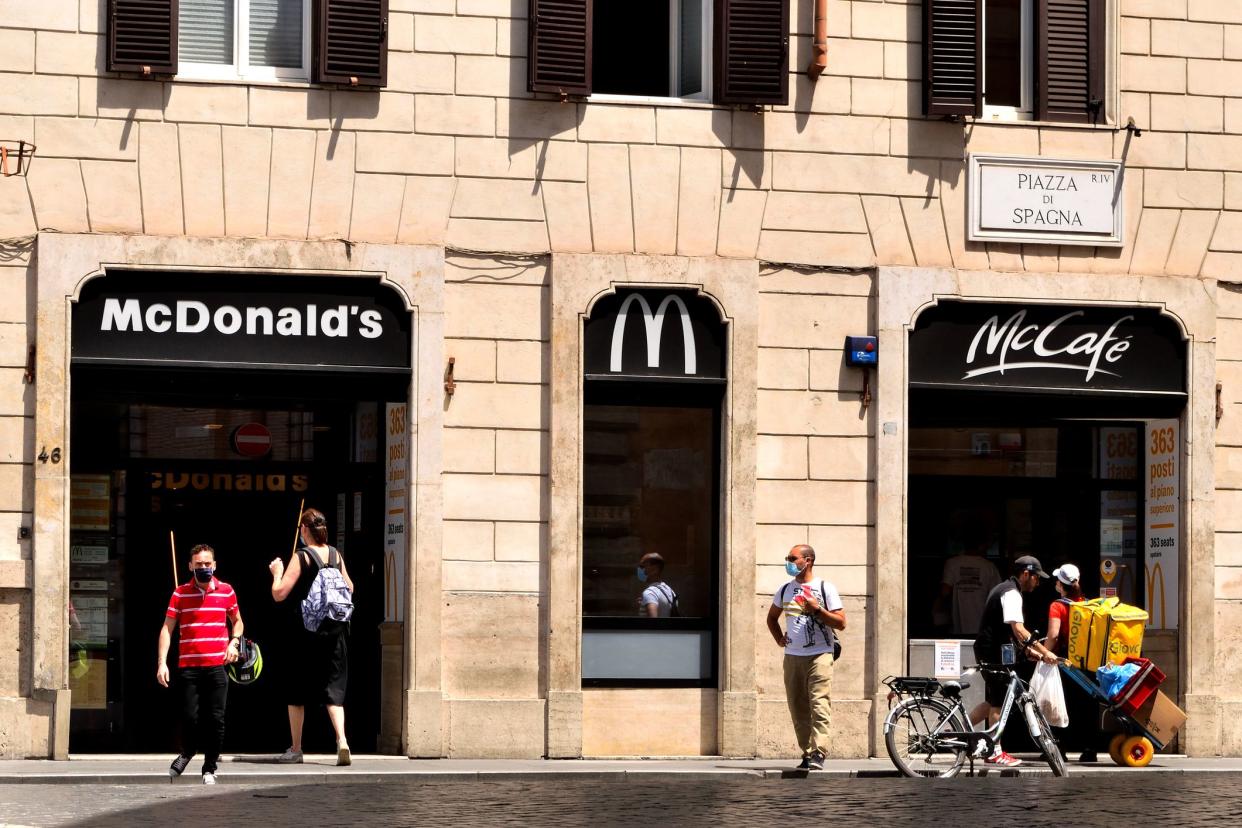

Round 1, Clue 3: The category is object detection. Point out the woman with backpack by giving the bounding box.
[1044,563,1101,763]
[268,507,355,766]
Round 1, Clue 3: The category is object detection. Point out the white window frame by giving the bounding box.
[177,0,312,84]
[981,0,1034,121]
[590,0,713,105]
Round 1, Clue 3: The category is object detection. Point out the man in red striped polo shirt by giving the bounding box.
[157,544,245,784]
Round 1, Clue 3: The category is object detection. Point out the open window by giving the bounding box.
[925,0,1106,123]
[529,0,789,106]
[107,0,388,87]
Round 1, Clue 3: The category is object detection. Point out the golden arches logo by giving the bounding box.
[1146,562,1166,629]
[384,549,398,621]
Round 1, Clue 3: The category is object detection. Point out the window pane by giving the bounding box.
[583,630,712,680]
[582,404,714,618]
[180,0,234,65]
[250,0,303,69]
[678,0,703,97]
[593,0,670,96]
[984,0,1022,107]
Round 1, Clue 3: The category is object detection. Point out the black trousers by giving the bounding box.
[178,666,228,773]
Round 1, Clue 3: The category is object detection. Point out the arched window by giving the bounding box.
[579,289,726,686]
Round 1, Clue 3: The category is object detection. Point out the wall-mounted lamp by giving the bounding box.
[444,357,456,398]
[843,336,877,414]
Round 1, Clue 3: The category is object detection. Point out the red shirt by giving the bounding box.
[166,578,239,669]
[1048,599,1074,657]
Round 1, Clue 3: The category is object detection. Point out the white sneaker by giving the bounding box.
[202,772,217,785]
[277,748,303,764]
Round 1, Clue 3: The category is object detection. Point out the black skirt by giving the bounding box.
[285,623,349,707]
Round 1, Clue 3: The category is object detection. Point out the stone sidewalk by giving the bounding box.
[3,754,1242,783]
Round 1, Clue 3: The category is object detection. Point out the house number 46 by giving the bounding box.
[38,446,62,464]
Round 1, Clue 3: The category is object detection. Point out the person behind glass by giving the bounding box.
[765,544,845,771]
[1044,563,1100,763]
[636,552,678,617]
[970,555,1060,768]
[268,508,355,766]
[157,544,244,785]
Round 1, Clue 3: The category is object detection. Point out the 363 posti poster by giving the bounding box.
[1145,419,1179,630]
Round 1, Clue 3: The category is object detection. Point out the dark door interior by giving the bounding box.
[68,366,401,754]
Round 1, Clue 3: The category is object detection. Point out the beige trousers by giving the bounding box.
[783,651,834,757]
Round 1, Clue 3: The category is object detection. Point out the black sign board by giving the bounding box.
[583,289,725,381]
[72,270,411,373]
[909,302,1185,397]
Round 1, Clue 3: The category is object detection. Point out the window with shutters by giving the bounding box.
[925,0,1107,124]
[529,0,789,106]
[178,0,310,81]
[592,0,711,101]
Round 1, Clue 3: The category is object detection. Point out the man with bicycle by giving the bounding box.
[971,555,1059,767]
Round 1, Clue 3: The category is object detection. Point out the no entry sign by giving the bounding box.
[232,423,272,458]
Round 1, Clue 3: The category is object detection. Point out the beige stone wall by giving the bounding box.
[1215,285,1242,752]
[440,253,549,757]
[752,266,874,757]
[0,3,1237,272]
[2,1,1241,757]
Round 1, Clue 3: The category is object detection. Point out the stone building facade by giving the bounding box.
[0,0,1240,759]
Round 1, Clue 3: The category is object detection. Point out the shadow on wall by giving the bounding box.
[504,3,765,209]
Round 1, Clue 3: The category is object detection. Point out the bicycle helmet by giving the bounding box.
[227,638,263,685]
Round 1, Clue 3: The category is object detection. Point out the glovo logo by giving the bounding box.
[1146,562,1166,629]
[1108,639,1142,657]
[609,293,697,375]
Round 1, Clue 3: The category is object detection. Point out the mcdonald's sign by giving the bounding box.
[583,289,725,381]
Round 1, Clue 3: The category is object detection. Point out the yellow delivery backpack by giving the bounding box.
[1066,596,1148,671]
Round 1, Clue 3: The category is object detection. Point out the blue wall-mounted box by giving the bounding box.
[844,336,878,367]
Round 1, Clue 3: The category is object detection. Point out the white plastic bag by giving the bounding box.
[1030,661,1069,728]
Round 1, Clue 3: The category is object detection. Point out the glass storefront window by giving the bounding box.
[581,401,718,684]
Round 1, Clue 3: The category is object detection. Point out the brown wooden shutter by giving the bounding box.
[714,0,790,106]
[924,0,981,117]
[314,0,388,87]
[528,0,592,96]
[1037,0,1105,123]
[107,0,178,76]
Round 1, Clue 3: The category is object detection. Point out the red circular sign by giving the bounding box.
[232,423,272,458]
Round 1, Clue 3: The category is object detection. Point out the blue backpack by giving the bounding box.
[300,546,353,633]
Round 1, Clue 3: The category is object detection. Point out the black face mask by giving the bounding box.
[193,568,214,584]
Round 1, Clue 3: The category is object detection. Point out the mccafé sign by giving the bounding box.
[583,289,726,381]
[72,270,411,372]
[909,302,1185,397]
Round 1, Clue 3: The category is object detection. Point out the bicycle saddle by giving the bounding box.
[939,680,971,697]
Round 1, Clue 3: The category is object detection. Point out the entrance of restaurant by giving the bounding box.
[906,393,1182,753]
[902,298,1193,754]
[67,366,401,754]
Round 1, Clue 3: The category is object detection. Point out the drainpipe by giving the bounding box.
[808,0,828,80]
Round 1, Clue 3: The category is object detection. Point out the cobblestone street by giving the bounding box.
[5,774,1242,828]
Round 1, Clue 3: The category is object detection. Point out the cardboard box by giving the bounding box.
[1133,689,1187,747]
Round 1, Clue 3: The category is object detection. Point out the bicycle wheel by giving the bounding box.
[1028,699,1068,777]
[884,697,971,778]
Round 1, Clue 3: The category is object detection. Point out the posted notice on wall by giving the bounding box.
[1145,419,1179,629]
[384,402,408,624]
[934,641,961,678]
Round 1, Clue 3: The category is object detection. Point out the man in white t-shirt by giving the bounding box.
[765,544,846,771]
[937,543,1001,635]
[636,552,677,617]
